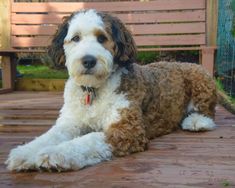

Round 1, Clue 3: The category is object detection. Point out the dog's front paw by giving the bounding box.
[5,145,36,171]
[36,147,73,171]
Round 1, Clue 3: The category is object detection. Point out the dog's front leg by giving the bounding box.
[34,107,148,171]
[105,107,149,157]
[5,115,83,171]
[35,132,112,171]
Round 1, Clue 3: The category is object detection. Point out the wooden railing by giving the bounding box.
[0,0,218,92]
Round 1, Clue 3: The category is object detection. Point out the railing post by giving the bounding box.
[201,47,215,75]
[0,0,11,49]
[206,0,218,46]
[0,0,15,91]
[200,0,218,75]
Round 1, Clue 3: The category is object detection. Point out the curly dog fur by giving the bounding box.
[6,9,217,171]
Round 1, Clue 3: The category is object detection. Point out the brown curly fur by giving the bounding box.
[105,61,217,156]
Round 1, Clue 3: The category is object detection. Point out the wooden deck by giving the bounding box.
[0,92,235,188]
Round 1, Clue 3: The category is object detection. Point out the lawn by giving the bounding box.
[17,65,68,79]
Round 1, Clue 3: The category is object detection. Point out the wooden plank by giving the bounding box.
[11,25,58,36]
[0,88,13,94]
[11,0,205,13]
[0,125,49,134]
[11,34,206,47]
[11,10,206,24]
[0,110,58,121]
[0,49,45,54]
[206,0,218,46]
[11,13,67,25]
[137,46,216,52]
[129,23,205,35]
[118,10,206,24]
[138,47,203,51]
[0,119,55,126]
[12,23,206,36]
[135,34,206,46]
[11,36,51,47]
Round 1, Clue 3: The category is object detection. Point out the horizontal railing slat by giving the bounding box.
[12,0,205,13]
[129,23,205,35]
[135,34,206,46]
[11,10,206,24]
[12,25,57,35]
[11,34,206,47]
[12,23,205,35]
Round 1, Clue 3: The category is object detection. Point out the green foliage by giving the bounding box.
[17,65,68,79]
[221,179,231,187]
[137,51,159,64]
[216,78,224,91]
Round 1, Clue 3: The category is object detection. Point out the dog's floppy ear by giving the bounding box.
[48,15,72,69]
[111,16,137,68]
[100,13,137,69]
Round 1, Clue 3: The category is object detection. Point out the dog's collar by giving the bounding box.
[81,86,96,105]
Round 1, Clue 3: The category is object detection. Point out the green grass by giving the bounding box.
[221,179,231,187]
[17,65,68,79]
[216,79,224,91]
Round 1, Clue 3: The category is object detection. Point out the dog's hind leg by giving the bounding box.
[181,72,217,132]
[181,111,216,131]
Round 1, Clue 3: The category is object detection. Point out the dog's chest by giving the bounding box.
[63,74,129,131]
[79,91,129,130]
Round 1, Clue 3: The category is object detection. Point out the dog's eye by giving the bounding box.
[71,35,80,42]
[97,34,107,43]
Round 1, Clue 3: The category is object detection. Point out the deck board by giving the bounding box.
[0,91,235,188]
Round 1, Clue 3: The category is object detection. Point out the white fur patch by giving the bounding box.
[182,113,216,131]
[36,132,112,170]
[66,9,104,40]
[62,68,129,132]
[187,100,198,113]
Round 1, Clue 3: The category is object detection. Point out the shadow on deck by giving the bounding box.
[0,92,235,188]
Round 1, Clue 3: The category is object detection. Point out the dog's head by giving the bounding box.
[49,9,137,88]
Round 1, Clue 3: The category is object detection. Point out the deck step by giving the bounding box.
[0,119,55,126]
[0,109,59,120]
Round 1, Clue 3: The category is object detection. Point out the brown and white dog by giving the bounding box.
[6,9,217,171]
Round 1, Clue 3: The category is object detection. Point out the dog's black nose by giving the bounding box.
[82,55,97,69]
